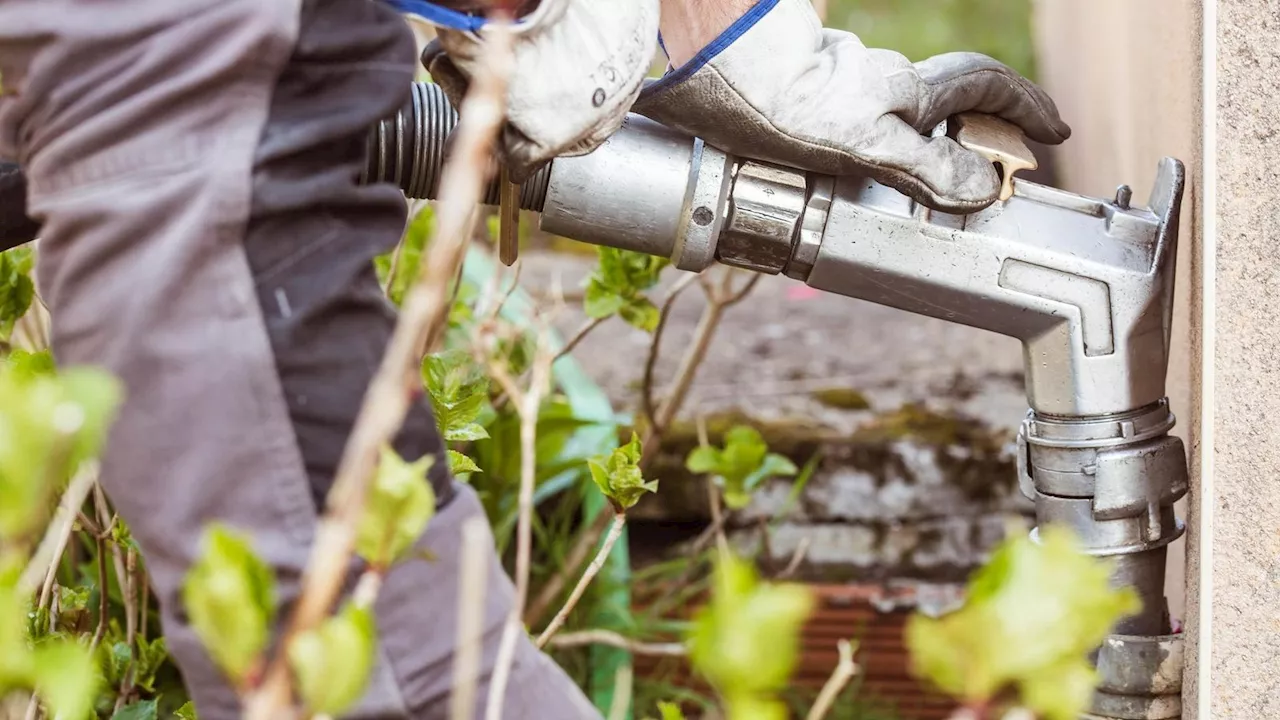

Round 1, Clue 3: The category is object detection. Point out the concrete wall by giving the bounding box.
[1031,0,1201,633]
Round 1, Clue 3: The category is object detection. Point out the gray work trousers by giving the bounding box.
[0,1,599,717]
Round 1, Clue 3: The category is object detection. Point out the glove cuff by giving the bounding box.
[645,0,780,99]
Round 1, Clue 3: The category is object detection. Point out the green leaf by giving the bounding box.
[684,446,721,474]
[376,205,433,306]
[684,426,796,511]
[33,641,98,720]
[580,247,668,330]
[656,701,687,720]
[5,349,55,379]
[444,422,489,443]
[587,433,657,511]
[356,447,436,569]
[0,246,35,339]
[0,363,122,539]
[905,525,1141,720]
[422,350,490,443]
[109,699,158,720]
[583,279,627,320]
[447,450,481,475]
[181,525,275,686]
[288,604,377,716]
[688,553,813,715]
[618,297,661,332]
[175,701,199,720]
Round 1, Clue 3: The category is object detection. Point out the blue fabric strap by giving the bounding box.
[381,0,486,31]
[644,0,779,95]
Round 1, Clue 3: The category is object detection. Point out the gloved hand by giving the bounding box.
[399,0,659,182]
[631,0,1071,214]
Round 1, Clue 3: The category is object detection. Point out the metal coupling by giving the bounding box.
[1017,400,1188,555]
[716,160,806,274]
[1086,633,1184,720]
[362,82,552,211]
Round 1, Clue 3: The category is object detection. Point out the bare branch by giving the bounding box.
[547,629,687,657]
[641,273,699,432]
[552,316,606,363]
[805,640,858,720]
[19,463,98,596]
[483,325,554,720]
[523,509,612,628]
[776,535,811,580]
[535,513,627,649]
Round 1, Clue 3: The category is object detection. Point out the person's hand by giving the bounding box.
[632,0,1071,214]
[404,0,660,182]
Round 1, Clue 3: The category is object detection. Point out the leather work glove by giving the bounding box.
[631,0,1072,214]
[396,0,660,182]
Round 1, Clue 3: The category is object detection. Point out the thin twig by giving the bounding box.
[705,477,730,562]
[640,273,698,431]
[352,571,383,610]
[552,316,605,363]
[522,508,612,628]
[535,513,626,649]
[450,517,490,720]
[19,464,98,596]
[805,640,858,720]
[115,546,139,712]
[482,326,554,720]
[776,536,811,580]
[90,533,110,651]
[243,14,515,719]
[547,629,687,657]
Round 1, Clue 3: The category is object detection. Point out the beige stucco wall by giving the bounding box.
[1032,0,1216,716]
[1032,0,1200,629]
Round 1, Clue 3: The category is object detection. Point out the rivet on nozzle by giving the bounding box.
[1114,184,1133,210]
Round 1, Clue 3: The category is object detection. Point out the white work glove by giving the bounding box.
[631,0,1071,214]
[405,0,660,182]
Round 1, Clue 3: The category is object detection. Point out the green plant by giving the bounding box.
[686,426,798,510]
[584,247,668,332]
[688,553,814,720]
[906,524,1140,720]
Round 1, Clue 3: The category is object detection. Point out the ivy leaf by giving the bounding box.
[288,603,377,716]
[582,247,667,332]
[688,554,813,715]
[0,583,34,689]
[31,641,99,720]
[447,450,481,475]
[108,698,158,720]
[356,447,436,570]
[181,525,275,686]
[684,426,797,510]
[175,701,199,720]
[0,246,34,340]
[587,433,657,512]
[905,525,1141,720]
[422,350,490,442]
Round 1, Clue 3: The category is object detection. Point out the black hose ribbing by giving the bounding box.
[362,82,551,211]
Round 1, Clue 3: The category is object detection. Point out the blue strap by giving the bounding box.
[641,0,780,97]
[381,0,486,31]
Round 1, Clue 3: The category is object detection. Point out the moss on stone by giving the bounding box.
[811,387,873,410]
